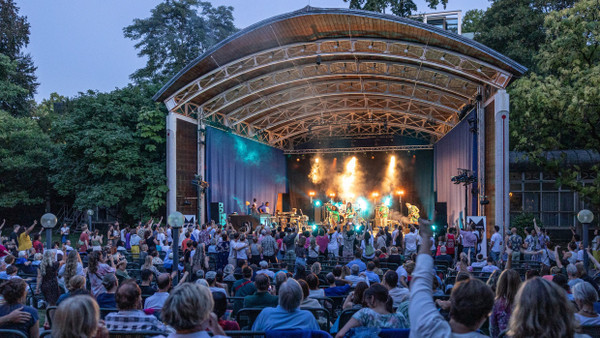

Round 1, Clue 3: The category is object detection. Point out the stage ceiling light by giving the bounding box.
[314,200,322,207]
[309,191,316,197]
[396,190,405,196]
[371,192,379,198]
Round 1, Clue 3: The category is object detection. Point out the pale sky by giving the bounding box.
[15,0,490,102]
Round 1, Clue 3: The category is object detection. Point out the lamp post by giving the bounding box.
[168,211,185,284]
[578,209,594,272]
[40,213,57,249]
[87,209,94,231]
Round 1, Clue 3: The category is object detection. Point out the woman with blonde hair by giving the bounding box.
[490,269,521,337]
[162,283,226,337]
[36,250,61,306]
[58,250,84,288]
[52,295,107,338]
[508,277,587,338]
[141,255,160,279]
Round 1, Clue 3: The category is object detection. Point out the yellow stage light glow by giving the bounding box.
[340,157,358,201]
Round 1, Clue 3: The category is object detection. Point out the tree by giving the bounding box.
[0,0,37,116]
[123,0,237,84]
[461,9,484,33]
[50,83,167,220]
[0,110,53,208]
[343,0,447,17]
[510,0,600,206]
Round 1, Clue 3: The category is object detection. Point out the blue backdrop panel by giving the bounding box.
[414,150,435,220]
[206,127,287,218]
[434,110,476,225]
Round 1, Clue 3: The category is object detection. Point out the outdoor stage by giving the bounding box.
[154,7,526,238]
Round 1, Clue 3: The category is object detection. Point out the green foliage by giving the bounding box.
[0,110,53,208]
[511,213,542,237]
[461,9,484,33]
[0,0,37,116]
[343,0,447,17]
[50,82,167,220]
[510,0,600,207]
[123,0,237,83]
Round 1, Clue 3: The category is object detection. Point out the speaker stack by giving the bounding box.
[210,202,226,226]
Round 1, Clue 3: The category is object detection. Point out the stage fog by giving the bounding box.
[286,151,434,224]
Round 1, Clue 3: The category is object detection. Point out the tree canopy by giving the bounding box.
[343,0,448,17]
[123,0,237,84]
[510,0,600,206]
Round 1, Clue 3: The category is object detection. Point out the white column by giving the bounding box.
[166,112,177,216]
[494,90,510,237]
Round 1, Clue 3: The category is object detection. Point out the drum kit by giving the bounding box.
[274,208,309,227]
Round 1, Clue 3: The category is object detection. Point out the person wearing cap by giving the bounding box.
[206,271,227,296]
[144,273,172,310]
[115,259,130,285]
[96,273,118,308]
[256,260,275,280]
[243,274,278,309]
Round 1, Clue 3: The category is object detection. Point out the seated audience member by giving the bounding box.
[275,271,288,295]
[364,261,381,284]
[508,277,588,337]
[382,270,409,308]
[298,279,322,308]
[567,263,583,288]
[104,281,166,332]
[490,269,521,338]
[470,254,487,269]
[482,257,501,273]
[57,275,91,306]
[52,295,108,338]
[576,262,600,294]
[410,226,494,337]
[162,283,227,338]
[336,284,408,337]
[212,291,240,331]
[573,282,600,326]
[233,266,257,313]
[345,264,369,287]
[243,274,278,309]
[396,261,414,288]
[0,278,39,337]
[324,272,351,297]
[306,273,325,298]
[387,246,403,266]
[343,281,368,310]
[434,246,453,265]
[256,260,275,280]
[96,273,118,308]
[206,271,227,296]
[223,264,236,282]
[346,249,367,272]
[115,259,131,284]
[252,279,319,331]
[139,269,157,296]
[144,273,172,310]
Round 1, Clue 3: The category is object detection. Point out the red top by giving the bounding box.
[446,234,455,255]
[219,319,240,331]
[33,240,43,254]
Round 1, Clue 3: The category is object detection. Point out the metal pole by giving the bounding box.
[88,214,93,232]
[583,222,590,273]
[45,228,52,249]
[172,227,180,284]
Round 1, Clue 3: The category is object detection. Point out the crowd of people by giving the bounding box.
[0,215,598,337]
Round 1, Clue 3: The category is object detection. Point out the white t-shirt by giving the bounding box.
[234,241,248,260]
[404,232,418,251]
[392,229,399,245]
[60,226,69,235]
[491,232,503,253]
[157,233,166,246]
[328,232,340,251]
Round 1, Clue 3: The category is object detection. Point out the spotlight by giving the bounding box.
[314,200,322,207]
[396,190,405,196]
[309,191,316,197]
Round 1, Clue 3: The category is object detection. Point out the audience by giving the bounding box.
[252,278,319,331]
[144,273,172,310]
[0,278,39,338]
[162,283,227,337]
[243,274,278,309]
[52,295,107,338]
[104,281,166,332]
[96,273,118,308]
[382,270,409,308]
[573,281,600,326]
[212,291,240,331]
[490,269,521,338]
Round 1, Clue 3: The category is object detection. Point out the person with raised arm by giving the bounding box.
[409,220,494,337]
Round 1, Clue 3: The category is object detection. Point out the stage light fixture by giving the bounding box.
[309,191,316,197]
[396,190,405,196]
[371,192,379,198]
[314,200,322,207]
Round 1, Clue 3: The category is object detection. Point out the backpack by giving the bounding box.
[365,240,375,256]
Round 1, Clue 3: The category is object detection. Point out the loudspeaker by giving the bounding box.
[210,202,224,223]
[219,213,227,226]
[229,215,259,230]
[434,202,448,227]
[281,193,290,212]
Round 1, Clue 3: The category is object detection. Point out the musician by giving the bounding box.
[258,202,271,214]
[345,202,354,216]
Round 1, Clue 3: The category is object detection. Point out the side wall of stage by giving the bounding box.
[205,127,288,219]
[434,110,477,226]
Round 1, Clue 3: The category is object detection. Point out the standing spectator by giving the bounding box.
[162,283,227,338]
[458,223,478,261]
[252,278,319,331]
[31,234,43,254]
[404,227,418,257]
[104,281,166,332]
[508,227,523,261]
[342,226,356,260]
[87,251,115,297]
[261,228,278,263]
[490,269,521,338]
[52,295,107,338]
[361,231,376,260]
[490,225,503,262]
[90,229,103,252]
[78,225,90,254]
[307,238,320,265]
[17,220,36,253]
[58,250,84,289]
[36,250,61,306]
[60,223,70,244]
[328,227,341,260]
[0,278,39,337]
[316,229,329,257]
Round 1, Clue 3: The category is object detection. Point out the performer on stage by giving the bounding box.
[406,203,420,224]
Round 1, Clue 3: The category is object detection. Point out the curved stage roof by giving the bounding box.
[155,6,526,149]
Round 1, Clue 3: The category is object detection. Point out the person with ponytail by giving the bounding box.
[336,283,408,337]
